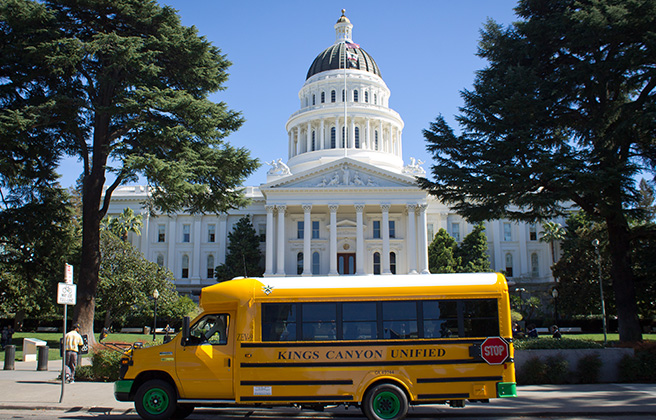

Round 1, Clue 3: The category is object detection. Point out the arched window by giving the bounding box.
[321,91,325,103]
[374,131,379,150]
[330,127,336,148]
[365,91,369,103]
[342,89,345,102]
[341,127,346,148]
[312,94,315,105]
[355,127,360,148]
[331,90,336,103]
[181,254,189,279]
[354,90,359,102]
[312,252,320,274]
[207,254,215,279]
[505,253,513,278]
[305,97,308,107]
[374,93,377,105]
[531,253,539,277]
[312,131,316,151]
[390,252,397,274]
[156,254,164,267]
[297,252,304,275]
[373,252,381,275]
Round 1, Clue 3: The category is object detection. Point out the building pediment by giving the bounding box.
[261,158,419,191]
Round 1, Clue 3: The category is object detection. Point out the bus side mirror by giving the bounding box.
[181,316,190,346]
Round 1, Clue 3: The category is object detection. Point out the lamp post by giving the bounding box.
[551,287,559,323]
[591,239,608,345]
[515,288,526,315]
[152,289,159,342]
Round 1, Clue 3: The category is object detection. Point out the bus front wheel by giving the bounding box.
[363,383,409,420]
[135,379,177,420]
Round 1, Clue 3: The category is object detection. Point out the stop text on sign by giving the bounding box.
[480,336,509,365]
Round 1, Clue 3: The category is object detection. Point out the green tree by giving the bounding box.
[456,223,491,273]
[419,0,656,342]
[540,222,566,265]
[0,186,79,326]
[104,208,143,242]
[0,0,259,340]
[97,229,195,328]
[215,216,263,281]
[428,228,459,273]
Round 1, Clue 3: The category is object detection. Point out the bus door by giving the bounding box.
[176,312,234,399]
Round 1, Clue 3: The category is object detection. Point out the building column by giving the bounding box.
[307,122,312,152]
[335,116,339,148]
[167,215,177,275]
[276,205,287,276]
[355,204,365,275]
[329,204,339,275]
[381,204,391,274]
[191,215,202,282]
[140,211,150,259]
[296,127,301,155]
[264,205,275,276]
[518,221,527,276]
[492,220,503,272]
[218,214,228,265]
[365,119,370,149]
[302,204,312,276]
[417,204,430,274]
[320,119,325,150]
[350,119,355,149]
[406,204,417,274]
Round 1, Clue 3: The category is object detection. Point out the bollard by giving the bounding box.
[4,345,15,370]
[37,345,49,371]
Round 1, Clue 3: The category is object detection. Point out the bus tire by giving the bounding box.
[363,383,409,420]
[135,379,177,420]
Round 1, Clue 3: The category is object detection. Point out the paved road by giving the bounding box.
[1,360,655,419]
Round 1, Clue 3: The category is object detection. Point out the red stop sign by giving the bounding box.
[480,337,509,365]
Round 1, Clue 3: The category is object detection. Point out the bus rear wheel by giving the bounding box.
[363,383,409,420]
[135,379,177,420]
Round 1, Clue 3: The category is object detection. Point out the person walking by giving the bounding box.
[65,323,84,383]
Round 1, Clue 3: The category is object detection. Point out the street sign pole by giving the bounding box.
[58,264,76,403]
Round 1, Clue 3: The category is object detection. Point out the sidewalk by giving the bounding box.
[1,360,655,417]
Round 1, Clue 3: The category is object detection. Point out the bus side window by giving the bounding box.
[188,314,229,346]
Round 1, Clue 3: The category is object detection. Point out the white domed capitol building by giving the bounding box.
[108,11,561,296]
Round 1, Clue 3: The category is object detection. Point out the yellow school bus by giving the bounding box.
[115,273,517,420]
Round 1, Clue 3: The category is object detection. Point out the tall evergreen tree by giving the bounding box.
[419,0,656,341]
[215,216,263,281]
[428,228,459,273]
[0,0,259,340]
[456,224,491,273]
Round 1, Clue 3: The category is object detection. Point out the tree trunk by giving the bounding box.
[73,168,106,346]
[103,307,112,329]
[606,214,642,342]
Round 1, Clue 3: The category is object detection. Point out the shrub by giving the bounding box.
[619,342,656,383]
[517,356,547,384]
[544,355,570,384]
[577,354,602,383]
[514,337,603,350]
[86,348,122,382]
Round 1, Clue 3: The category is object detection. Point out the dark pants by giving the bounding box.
[65,351,78,381]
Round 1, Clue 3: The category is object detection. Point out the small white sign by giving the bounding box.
[57,282,77,305]
[64,263,73,284]
[253,386,272,396]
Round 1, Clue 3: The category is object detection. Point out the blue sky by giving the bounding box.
[56,0,519,188]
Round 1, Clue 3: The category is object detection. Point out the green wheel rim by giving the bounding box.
[372,391,401,419]
[142,387,170,415]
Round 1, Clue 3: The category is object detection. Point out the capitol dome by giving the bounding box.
[306,43,381,80]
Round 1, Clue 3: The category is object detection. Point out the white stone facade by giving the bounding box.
[106,13,560,295]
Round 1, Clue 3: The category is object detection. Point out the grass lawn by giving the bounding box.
[558,333,656,342]
[0,331,162,362]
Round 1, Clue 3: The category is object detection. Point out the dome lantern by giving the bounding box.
[335,9,353,43]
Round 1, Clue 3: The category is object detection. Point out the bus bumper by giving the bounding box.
[497,382,517,398]
[114,380,134,401]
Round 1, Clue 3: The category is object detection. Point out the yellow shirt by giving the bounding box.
[65,330,84,352]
